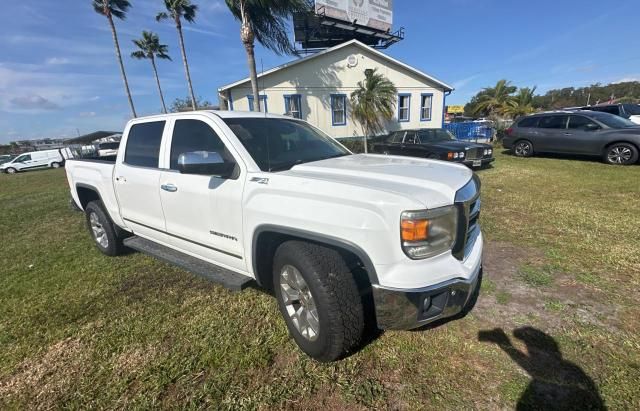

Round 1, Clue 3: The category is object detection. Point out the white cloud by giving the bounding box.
[614,76,640,83]
[45,57,71,65]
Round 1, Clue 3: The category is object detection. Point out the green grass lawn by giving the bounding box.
[1,152,639,409]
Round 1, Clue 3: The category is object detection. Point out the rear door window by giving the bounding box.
[403,131,418,144]
[124,121,165,168]
[538,115,568,129]
[518,117,539,128]
[388,131,405,143]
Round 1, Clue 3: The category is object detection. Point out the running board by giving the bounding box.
[123,236,254,291]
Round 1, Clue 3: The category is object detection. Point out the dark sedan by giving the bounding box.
[372,129,495,168]
[503,110,640,165]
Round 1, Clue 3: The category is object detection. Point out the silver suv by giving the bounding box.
[503,110,640,165]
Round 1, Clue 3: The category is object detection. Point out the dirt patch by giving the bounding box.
[113,345,158,376]
[0,337,89,406]
[477,241,620,331]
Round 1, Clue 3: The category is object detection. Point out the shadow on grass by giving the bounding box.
[478,327,606,410]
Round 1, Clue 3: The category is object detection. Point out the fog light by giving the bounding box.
[423,296,432,312]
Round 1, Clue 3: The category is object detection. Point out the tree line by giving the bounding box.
[93,0,310,117]
[464,79,640,119]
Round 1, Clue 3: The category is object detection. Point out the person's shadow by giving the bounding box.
[478,327,606,410]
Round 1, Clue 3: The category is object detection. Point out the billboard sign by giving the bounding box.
[447,105,465,114]
[315,0,393,32]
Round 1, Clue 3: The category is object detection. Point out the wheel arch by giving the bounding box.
[251,225,378,291]
[602,139,639,153]
[76,183,102,210]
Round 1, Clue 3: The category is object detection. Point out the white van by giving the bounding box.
[0,149,64,174]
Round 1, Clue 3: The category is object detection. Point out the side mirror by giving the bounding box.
[584,123,600,131]
[177,151,236,178]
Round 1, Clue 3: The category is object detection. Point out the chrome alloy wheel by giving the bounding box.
[515,141,531,156]
[607,146,633,164]
[6,168,16,174]
[279,264,320,341]
[89,212,109,248]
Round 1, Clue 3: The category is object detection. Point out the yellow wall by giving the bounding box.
[225,43,446,139]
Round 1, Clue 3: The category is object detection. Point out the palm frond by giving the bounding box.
[350,68,397,136]
[131,50,147,59]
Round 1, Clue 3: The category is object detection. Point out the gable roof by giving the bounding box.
[217,39,453,92]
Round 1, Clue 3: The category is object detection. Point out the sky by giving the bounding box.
[1,0,638,143]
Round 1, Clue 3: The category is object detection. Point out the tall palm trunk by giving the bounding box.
[150,57,167,113]
[240,1,260,112]
[175,18,197,110]
[108,14,136,117]
[363,126,368,153]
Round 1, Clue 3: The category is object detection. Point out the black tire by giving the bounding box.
[273,241,364,362]
[84,200,124,256]
[513,140,534,157]
[603,142,638,165]
[5,167,17,174]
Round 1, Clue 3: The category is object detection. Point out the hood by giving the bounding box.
[284,154,474,208]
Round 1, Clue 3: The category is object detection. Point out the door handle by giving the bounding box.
[161,184,178,192]
[115,176,127,183]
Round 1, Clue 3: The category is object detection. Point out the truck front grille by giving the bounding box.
[452,175,481,260]
[466,148,484,160]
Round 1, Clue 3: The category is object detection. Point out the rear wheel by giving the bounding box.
[5,167,17,174]
[514,140,534,157]
[51,162,61,169]
[84,200,124,256]
[273,241,364,362]
[604,143,638,165]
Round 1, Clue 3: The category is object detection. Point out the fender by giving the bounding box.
[75,183,103,209]
[252,224,379,285]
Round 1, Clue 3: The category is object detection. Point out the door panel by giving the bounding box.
[159,117,246,271]
[564,115,603,154]
[534,115,568,152]
[113,120,168,240]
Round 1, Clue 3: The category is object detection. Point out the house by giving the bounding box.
[217,40,453,140]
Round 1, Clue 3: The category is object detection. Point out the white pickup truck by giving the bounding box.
[66,111,483,362]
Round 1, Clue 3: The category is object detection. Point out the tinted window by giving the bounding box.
[623,104,640,115]
[223,118,349,171]
[568,115,597,129]
[170,120,230,170]
[538,116,568,129]
[418,129,456,142]
[404,131,419,144]
[124,121,165,167]
[589,112,638,128]
[590,106,620,115]
[15,154,31,162]
[518,117,539,128]
[99,142,120,150]
[387,131,405,143]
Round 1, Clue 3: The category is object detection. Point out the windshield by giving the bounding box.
[418,129,457,143]
[223,118,350,171]
[590,112,638,128]
[623,104,640,115]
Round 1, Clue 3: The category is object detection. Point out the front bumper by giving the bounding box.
[372,262,482,330]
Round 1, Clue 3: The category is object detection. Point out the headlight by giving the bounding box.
[400,205,458,259]
[488,148,493,155]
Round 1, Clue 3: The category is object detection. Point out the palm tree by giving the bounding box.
[131,31,172,113]
[503,86,537,119]
[157,0,198,111]
[92,0,137,117]
[473,79,517,118]
[350,69,397,153]
[225,0,310,112]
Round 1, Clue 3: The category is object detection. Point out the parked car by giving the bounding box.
[503,111,640,165]
[579,103,640,125]
[0,154,16,166]
[0,149,64,174]
[65,111,484,362]
[372,128,495,168]
[97,141,120,157]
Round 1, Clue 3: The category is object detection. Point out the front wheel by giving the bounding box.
[604,143,638,165]
[51,162,61,169]
[513,140,534,157]
[5,167,17,174]
[273,241,364,362]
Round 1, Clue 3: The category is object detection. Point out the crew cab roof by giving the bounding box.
[127,110,297,123]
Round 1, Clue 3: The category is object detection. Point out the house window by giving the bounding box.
[420,94,433,121]
[247,95,268,112]
[398,94,411,122]
[331,94,347,126]
[284,94,302,119]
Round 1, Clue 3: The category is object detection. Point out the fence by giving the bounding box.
[444,122,495,142]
